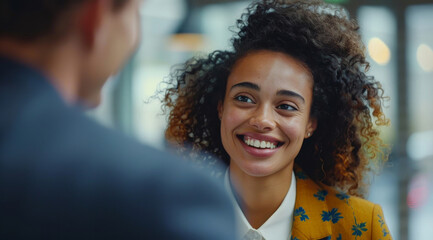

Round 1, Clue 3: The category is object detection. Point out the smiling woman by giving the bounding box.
[218,50,315,180]
[161,0,392,239]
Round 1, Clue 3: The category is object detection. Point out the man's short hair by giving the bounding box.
[0,0,128,41]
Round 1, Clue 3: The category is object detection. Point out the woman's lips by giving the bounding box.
[237,134,283,158]
[241,133,282,144]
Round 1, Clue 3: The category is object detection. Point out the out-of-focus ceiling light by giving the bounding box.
[368,37,391,65]
[167,0,206,52]
[417,44,433,72]
[168,33,205,52]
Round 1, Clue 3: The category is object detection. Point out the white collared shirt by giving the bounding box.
[224,169,296,240]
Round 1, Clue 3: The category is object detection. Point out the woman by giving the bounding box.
[162,0,392,239]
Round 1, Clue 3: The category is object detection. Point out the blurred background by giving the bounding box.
[88,0,433,239]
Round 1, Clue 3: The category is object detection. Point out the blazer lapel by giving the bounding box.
[291,168,332,240]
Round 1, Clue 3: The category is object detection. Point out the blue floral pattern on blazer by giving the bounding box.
[290,167,392,240]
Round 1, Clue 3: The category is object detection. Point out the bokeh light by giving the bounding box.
[416,44,433,72]
[368,37,391,65]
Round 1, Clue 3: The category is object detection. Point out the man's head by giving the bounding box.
[0,0,142,106]
[0,0,130,40]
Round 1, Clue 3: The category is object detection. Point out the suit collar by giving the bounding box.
[0,55,86,110]
[291,167,332,240]
[0,55,54,93]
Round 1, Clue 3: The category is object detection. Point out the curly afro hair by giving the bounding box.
[161,0,390,197]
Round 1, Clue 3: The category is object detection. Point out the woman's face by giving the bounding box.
[218,50,317,178]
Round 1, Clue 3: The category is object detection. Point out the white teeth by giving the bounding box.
[243,137,278,149]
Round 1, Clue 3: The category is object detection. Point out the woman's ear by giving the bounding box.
[217,101,223,120]
[305,117,317,138]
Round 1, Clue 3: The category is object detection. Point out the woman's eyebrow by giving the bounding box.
[230,82,305,103]
[230,82,260,91]
[276,90,305,103]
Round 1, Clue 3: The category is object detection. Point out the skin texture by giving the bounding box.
[218,50,316,228]
[219,50,316,178]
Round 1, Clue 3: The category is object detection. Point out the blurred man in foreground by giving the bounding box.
[0,0,236,238]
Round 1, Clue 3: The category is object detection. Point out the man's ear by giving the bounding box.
[77,0,107,49]
[217,101,223,120]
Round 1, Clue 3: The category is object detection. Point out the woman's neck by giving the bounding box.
[229,163,294,229]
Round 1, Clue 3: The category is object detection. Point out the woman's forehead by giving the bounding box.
[227,50,313,90]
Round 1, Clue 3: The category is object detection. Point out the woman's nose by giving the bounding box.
[248,105,276,131]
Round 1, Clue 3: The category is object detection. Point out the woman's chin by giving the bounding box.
[236,163,277,178]
[231,158,294,179]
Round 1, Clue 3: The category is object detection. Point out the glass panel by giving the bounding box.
[406,4,433,240]
[131,0,186,149]
[200,1,250,51]
[358,6,398,239]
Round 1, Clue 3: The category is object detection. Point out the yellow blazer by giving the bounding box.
[291,168,392,240]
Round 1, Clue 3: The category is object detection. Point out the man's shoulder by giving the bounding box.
[0,70,195,186]
[0,56,236,240]
[1,103,235,239]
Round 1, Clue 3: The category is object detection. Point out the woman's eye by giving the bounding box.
[235,95,253,103]
[277,104,297,111]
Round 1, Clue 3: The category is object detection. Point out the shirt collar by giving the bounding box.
[224,168,296,240]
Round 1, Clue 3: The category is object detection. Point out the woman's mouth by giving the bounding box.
[237,135,283,149]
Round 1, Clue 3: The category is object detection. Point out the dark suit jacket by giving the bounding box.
[0,56,236,239]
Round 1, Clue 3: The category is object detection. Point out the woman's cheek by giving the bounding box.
[280,118,305,140]
[224,105,247,126]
